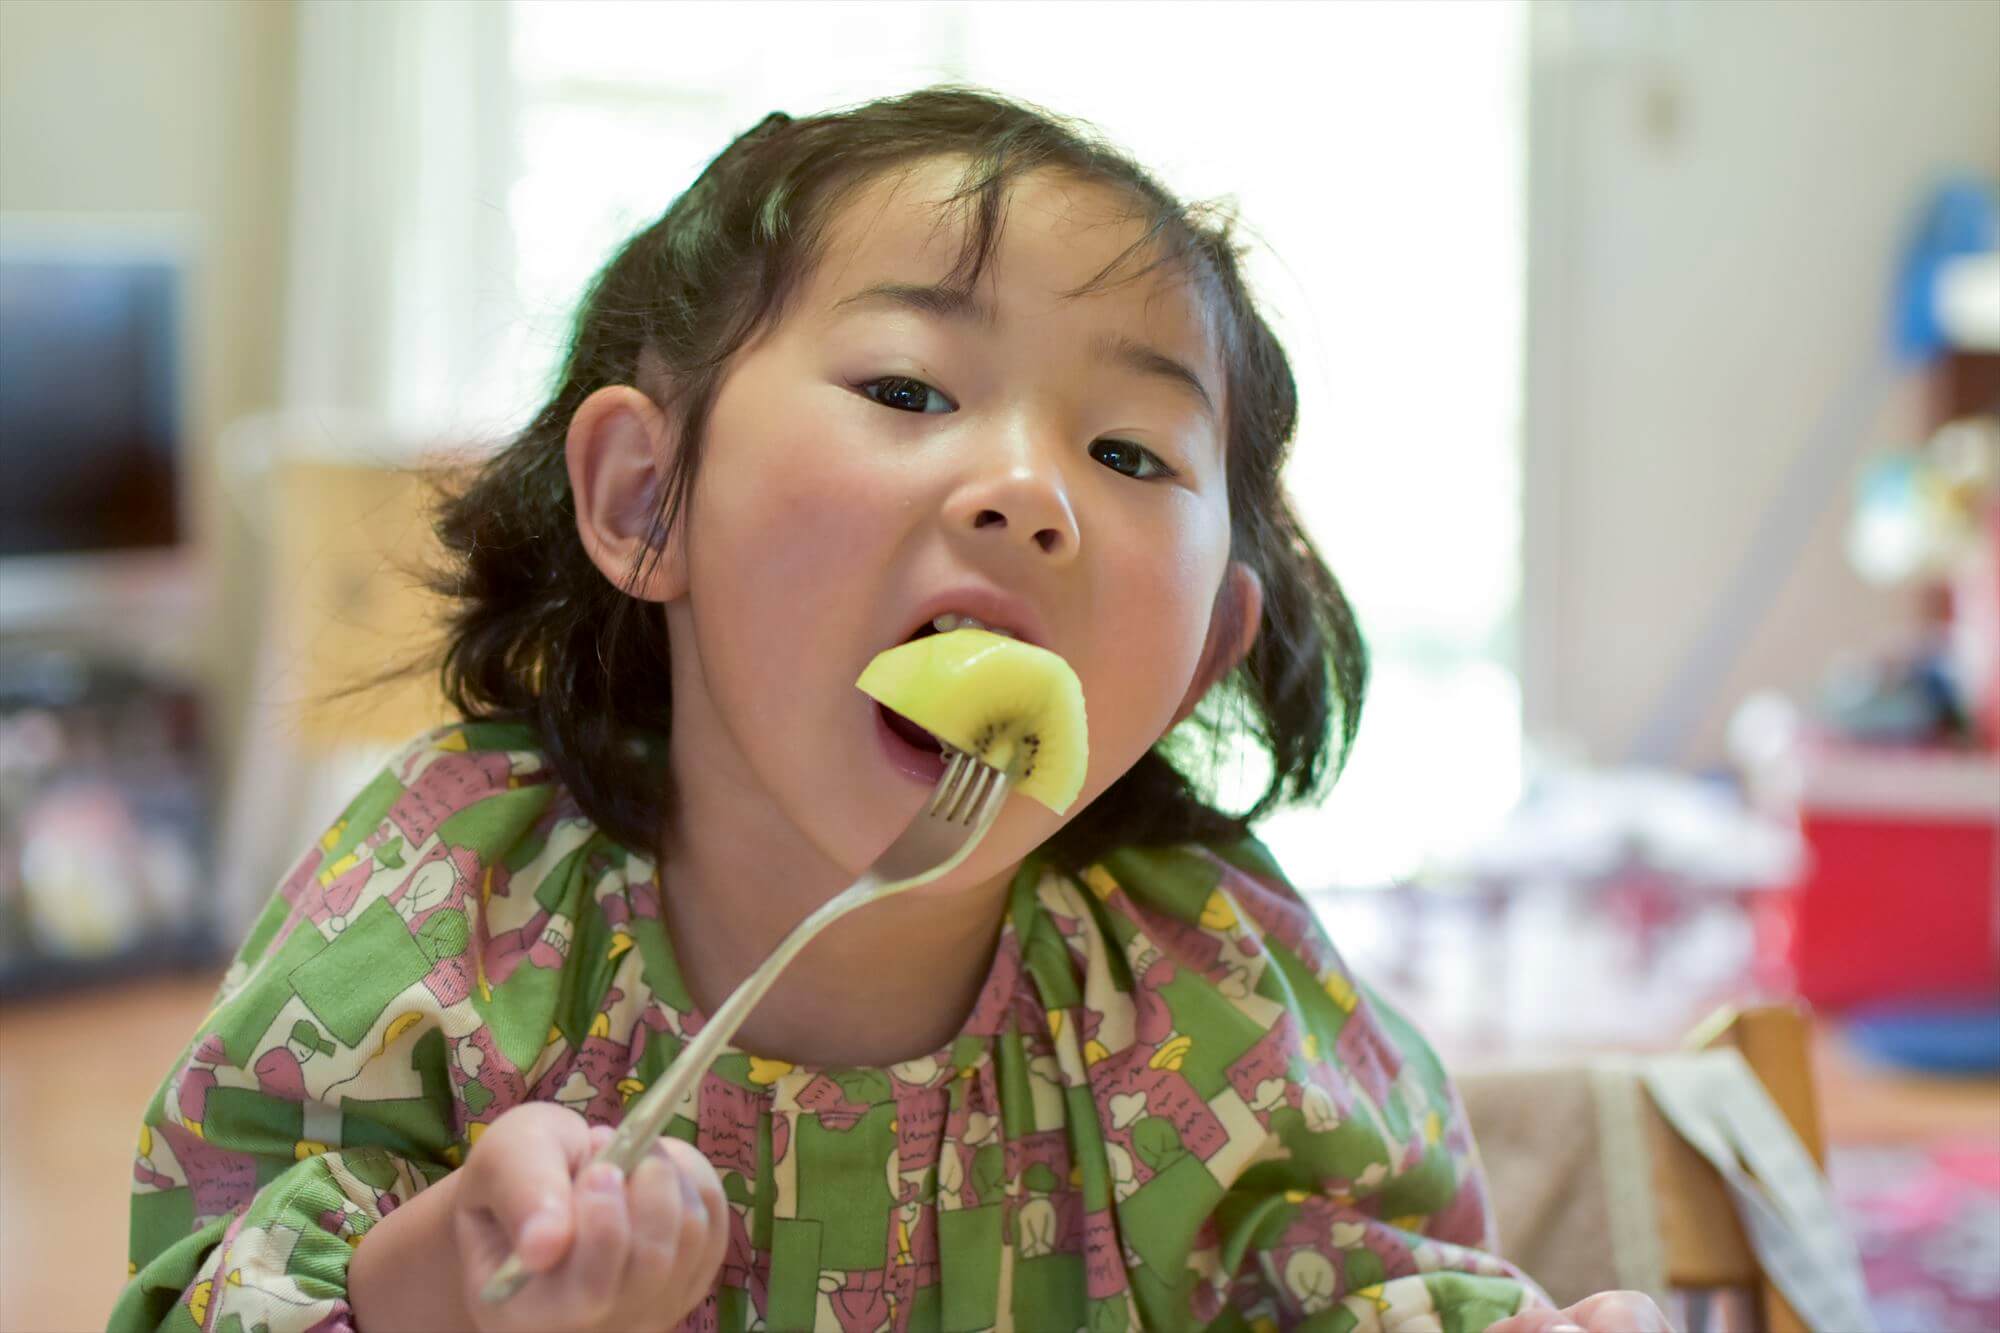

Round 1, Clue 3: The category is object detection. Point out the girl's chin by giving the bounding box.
[905,807,1053,900]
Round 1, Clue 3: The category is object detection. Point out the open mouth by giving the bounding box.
[867,608,1031,783]
[873,696,948,784]
[878,702,943,752]
[877,620,946,753]
[867,616,946,783]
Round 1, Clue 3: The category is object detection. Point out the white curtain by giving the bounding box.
[279,0,519,450]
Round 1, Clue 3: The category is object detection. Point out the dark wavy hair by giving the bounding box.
[422,85,1367,872]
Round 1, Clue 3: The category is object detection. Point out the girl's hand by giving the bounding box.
[1485,1290,1676,1333]
[450,1102,729,1333]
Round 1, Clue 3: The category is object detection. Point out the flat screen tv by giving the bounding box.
[0,249,183,557]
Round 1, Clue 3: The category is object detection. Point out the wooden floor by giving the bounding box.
[1809,1019,2000,1142]
[3,972,1995,1331]
[2,969,226,1333]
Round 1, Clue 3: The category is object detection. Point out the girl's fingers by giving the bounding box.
[1481,1305,1583,1333]
[1562,1290,1672,1332]
[625,1140,688,1276]
[689,1185,732,1300]
[1485,1291,1672,1333]
[664,1138,731,1296]
[559,1152,634,1304]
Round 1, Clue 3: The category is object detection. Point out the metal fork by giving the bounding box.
[479,748,1012,1304]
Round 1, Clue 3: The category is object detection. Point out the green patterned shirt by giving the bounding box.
[112,721,1535,1332]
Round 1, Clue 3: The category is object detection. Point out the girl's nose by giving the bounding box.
[942,455,1081,562]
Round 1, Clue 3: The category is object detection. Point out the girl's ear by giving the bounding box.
[1169,561,1264,729]
[567,384,685,603]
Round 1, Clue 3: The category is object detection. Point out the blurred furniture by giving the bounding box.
[0,236,186,559]
[1773,352,2000,1014]
[270,458,457,748]
[1461,1003,1869,1333]
[1311,868,1777,1068]
[216,448,459,934]
[0,651,218,997]
[1651,1005,1830,1333]
[1781,737,1999,1010]
[0,226,222,997]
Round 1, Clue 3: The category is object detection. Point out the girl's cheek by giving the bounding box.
[1085,591,1203,740]
[736,447,874,562]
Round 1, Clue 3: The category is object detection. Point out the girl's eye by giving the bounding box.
[858,375,1176,481]
[858,375,953,414]
[1089,439,1174,481]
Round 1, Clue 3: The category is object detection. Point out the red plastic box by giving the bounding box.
[1786,743,2000,1009]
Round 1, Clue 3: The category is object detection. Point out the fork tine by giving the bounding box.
[974,765,1009,823]
[928,749,973,816]
[951,760,1003,823]
[949,751,979,811]
[944,762,979,822]
[956,752,996,816]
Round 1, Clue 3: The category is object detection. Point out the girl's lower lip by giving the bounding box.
[872,701,947,785]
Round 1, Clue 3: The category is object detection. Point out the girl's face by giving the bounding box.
[584,160,1252,892]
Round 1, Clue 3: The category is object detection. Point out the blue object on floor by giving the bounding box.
[1844,1001,2000,1075]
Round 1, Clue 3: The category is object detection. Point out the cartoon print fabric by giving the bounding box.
[112,722,1537,1332]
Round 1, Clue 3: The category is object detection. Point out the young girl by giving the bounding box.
[113,88,1668,1333]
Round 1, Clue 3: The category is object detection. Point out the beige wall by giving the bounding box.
[1523,0,2000,769]
[0,0,295,784]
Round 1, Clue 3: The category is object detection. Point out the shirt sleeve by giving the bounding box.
[1191,841,1548,1333]
[110,729,565,1333]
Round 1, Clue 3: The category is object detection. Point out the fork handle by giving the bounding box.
[477,872,884,1304]
[599,871,883,1170]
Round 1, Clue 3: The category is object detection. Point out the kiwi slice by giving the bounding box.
[856,627,1088,814]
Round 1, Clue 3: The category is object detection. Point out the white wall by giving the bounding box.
[1523,0,2000,769]
[0,0,294,782]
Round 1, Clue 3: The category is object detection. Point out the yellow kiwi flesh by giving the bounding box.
[856,628,1088,813]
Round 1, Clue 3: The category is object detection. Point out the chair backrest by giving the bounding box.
[1649,1002,1824,1333]
[1457,1001,1831,1332]
[272,458,459,747]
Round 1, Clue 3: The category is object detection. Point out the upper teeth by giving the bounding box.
[933,613,1015,638]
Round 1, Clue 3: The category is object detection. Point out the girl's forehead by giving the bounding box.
[807,160,1216,347]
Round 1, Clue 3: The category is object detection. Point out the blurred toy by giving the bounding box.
[17,778,152,957]
[1835,415,2000,748]
[1849,418,1998,587]
[1890,176,1998,365]
[0,650,215,993]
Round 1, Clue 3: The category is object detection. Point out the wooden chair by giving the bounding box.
[1650,1003,1825,1333]
[276,458,463,742]
[1458,1001,1843,1333]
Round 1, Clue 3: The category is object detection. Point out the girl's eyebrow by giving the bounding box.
[832,280,996,328]
[829,280,1218,424]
